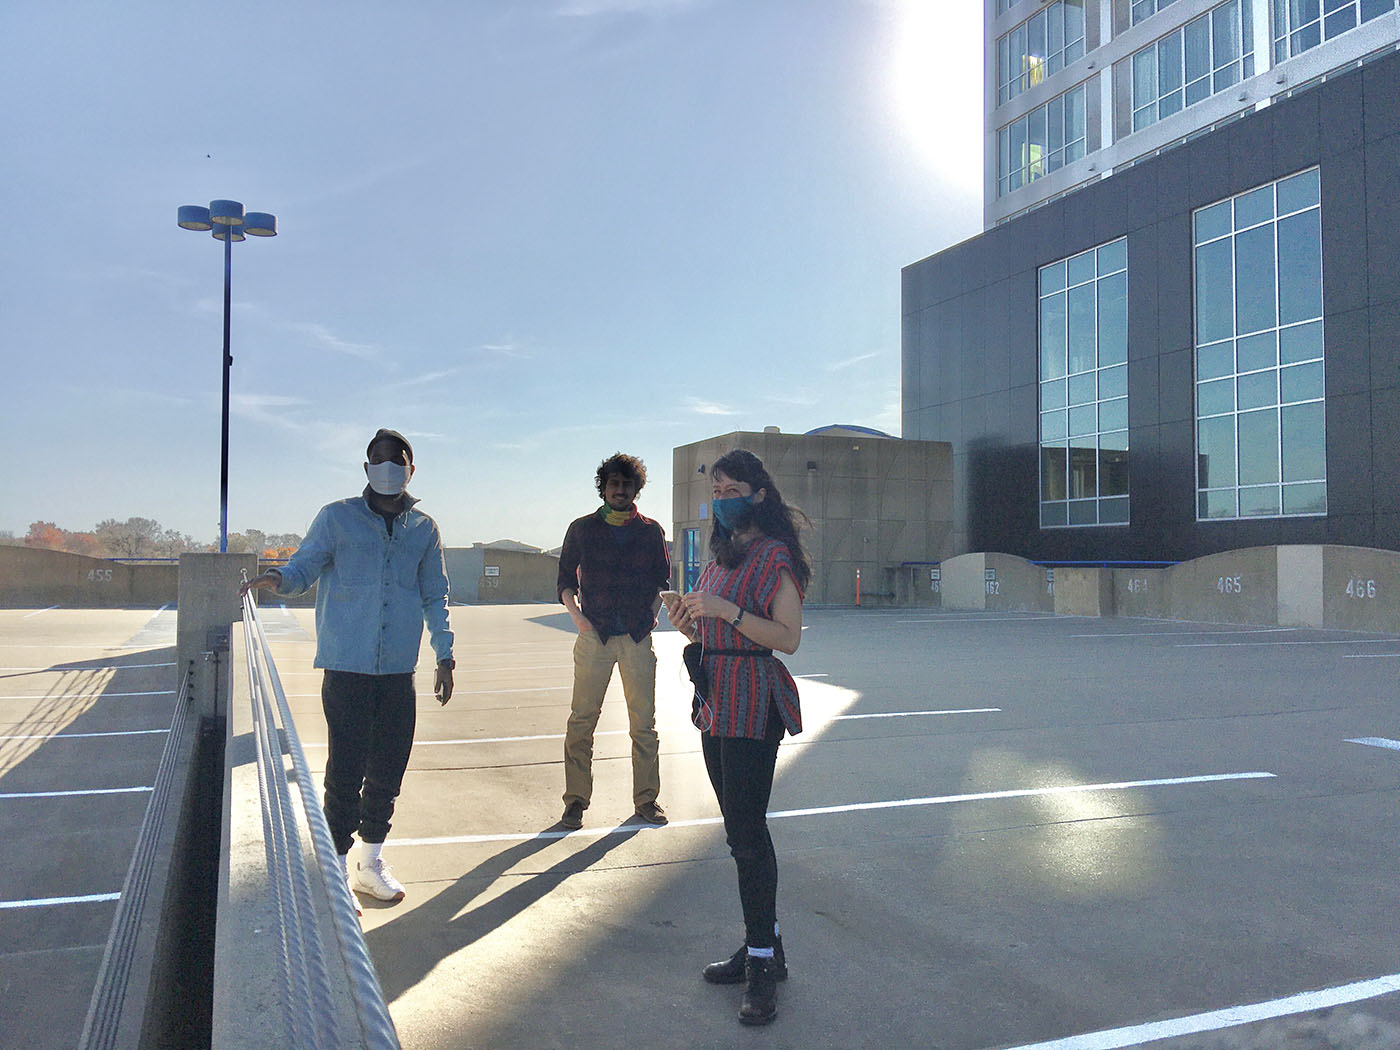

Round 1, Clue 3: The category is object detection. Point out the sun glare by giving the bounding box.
[890,0,985,194]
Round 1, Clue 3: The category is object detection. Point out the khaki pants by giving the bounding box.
[564,630,660,809]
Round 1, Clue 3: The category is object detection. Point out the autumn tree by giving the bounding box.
[24,522,66,550]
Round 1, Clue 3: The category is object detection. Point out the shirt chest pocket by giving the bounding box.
[338,542,384,586]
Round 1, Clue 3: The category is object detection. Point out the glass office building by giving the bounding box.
[903,1,1399,561]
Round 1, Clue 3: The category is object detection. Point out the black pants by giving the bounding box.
[321,670,416,855]
[701,706,785,950]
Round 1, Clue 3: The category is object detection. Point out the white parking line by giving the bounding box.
[302,706,1001,748]
[1342,653,1400,658]
[1174,638,1400,648]
[0,691,175,700]
[1070,628,1297,638]
[897,616,1061,623]
[22,606,60,618]
[0,729,169,741]
[0,663,177,672]
[994,971,1400,1050]
[0,892,121,910]
[391,770,1274,846]
[1347,737,1400,752]
[829,707,1000,721]
[0,786,153,800]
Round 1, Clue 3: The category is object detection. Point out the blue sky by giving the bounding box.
[1,0,981,551]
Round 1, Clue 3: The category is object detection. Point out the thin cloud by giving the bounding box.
[683,397,736,416]
[63,385,194,407]
[556,0,700,15]
[476,342,531,359]
[823,351,882,372]
[386,367,467,390]
[491,418,682,452]
[290,322,380,361]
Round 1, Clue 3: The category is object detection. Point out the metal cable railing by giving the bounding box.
[79,667,196,1050]
[241,589,401,1050]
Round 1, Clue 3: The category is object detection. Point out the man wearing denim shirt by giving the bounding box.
[241,428,453,909]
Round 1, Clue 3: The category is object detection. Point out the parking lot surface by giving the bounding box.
[6,602,1400,1049]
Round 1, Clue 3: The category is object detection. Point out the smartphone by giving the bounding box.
[660,590,682,610]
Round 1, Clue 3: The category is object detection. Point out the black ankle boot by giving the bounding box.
[739,955,778,1026]
[702,936,787,984]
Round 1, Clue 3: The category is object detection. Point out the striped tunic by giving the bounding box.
[693,537,804,739]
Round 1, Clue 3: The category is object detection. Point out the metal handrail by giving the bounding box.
[78,668,196,1050]
[240,590,401,1050]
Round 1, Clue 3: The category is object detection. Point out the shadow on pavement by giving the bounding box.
[366,823,642,1003]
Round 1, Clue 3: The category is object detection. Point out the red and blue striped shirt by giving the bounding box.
[694,537,804,739]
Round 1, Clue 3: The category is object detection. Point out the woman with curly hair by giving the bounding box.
[668,448,809,1026]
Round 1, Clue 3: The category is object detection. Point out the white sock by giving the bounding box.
[339,852,350,879]
[359,841,385,865]
[747,946,775,959]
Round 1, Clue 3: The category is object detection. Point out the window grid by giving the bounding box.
[1039,238,1130,529]
[997,0,1087,105]
[1132,0,1179,23]
[998,84,1088,197]
[1194,169,1326,522]
[1272,0,1397,63]
[1132,0,1255,133]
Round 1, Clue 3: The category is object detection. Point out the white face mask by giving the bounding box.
[366,461,410,496]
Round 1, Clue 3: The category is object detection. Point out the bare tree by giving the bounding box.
[94,517,166,558]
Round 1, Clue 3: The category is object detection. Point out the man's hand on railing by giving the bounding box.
[434,659,455,705]
[240,569,282,598]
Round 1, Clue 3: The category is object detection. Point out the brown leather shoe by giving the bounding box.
[561,800,584,830]
[634,801,668,825]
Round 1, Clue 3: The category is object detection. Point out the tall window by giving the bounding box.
[1132,0,1255,132]
[1194,169,1326,520]
[997,0,1086,104]
[1132,0,1179,22]
[998,84,1087,197]
[1273,0,1397,62]
[1040,239,1130,528]
[683,528,701,592]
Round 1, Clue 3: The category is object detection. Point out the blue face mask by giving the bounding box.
[711,494,755,532]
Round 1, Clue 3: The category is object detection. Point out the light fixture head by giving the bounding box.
[177,204,212,231]
[243,212,277,237]
[212,222,246,242]
[209,199,244,225]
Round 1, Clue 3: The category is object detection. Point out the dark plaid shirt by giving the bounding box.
[556,509,670,642]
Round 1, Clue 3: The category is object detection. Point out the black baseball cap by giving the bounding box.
[367,428,413,463]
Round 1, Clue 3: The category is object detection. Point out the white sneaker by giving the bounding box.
[354,856,406,901]
[340,854,363,915]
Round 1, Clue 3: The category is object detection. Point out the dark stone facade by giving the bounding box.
[903,49,1400,562]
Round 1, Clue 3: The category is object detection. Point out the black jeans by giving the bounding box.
[321,670,416,854]
[701,706,785,950]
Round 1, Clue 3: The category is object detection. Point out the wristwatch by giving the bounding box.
[730,607,745,628]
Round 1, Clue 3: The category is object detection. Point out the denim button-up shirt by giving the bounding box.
[274,491,453,674]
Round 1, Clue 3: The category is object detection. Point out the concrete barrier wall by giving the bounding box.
[0,547,177,608]
[1053,567,1114,617]
[1164,546,1279,626]
[1112,568,1171,618]
[1322,545,1400,631]
[940,553,1053,613]
[475,549,558,604]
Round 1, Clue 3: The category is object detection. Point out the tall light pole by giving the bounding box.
[177,200,277,553]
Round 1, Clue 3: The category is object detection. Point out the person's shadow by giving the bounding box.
[365,822,643,1002]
